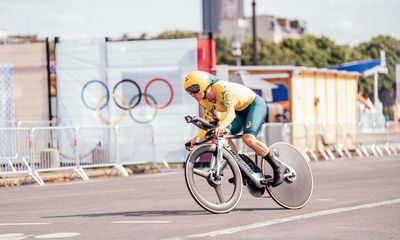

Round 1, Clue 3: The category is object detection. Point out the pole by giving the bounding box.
[251,0,257,65]
[374,71,379,105]
[45,38,52,120]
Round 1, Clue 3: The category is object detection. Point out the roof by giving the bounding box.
[329,59,388,76]
[329,59,380,72]
[218,65,360,76]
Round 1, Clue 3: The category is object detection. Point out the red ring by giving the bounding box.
[144,77,174,110]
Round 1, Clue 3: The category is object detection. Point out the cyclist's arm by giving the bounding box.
[217,86,236,129]
[196,105,214,138]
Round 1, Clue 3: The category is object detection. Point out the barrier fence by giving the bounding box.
[1,122,400,185]
[259,122,400,161]
[0,125,155,185]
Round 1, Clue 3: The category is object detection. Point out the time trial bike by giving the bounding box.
[184,115,313,214]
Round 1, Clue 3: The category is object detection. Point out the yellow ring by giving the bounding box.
[96,94,126,125]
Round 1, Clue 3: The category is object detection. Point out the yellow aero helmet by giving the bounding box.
[183,70,219,95]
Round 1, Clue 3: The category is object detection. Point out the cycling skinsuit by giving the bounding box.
[196,81,267,138]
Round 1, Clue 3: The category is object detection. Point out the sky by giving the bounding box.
[0,0,399,45]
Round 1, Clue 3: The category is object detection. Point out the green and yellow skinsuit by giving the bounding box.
[196,81,267,138]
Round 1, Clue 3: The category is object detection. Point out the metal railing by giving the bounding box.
[17,120,57,129]
[259,122,400,161]
[1,121,400,185]
[0,125,155,185]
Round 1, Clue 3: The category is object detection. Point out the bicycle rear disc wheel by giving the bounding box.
[263,142,313,209]
[185,144,243,214]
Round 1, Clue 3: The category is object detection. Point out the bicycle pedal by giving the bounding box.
[260,175,273,185]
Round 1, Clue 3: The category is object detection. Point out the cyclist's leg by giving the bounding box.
[241,95,284,187]
[241,95,268,155]
[226,113,245,152]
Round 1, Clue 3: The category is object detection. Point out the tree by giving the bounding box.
[152,30,198,40]
[154,31,400,118]
[353,36,400,118]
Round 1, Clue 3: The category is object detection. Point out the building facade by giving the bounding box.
[219,15,306,43]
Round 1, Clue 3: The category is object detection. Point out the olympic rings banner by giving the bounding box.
[55,38,199,163]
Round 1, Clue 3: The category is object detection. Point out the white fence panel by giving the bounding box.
[32,127,77,171]
[117,126,155,164]
[0,128,31,173]
[78,126,117,166]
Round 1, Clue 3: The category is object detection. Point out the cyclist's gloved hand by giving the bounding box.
[185,137,197,151]
[185,140,193,151]
[215,126,226,137]
[209,117,219,126]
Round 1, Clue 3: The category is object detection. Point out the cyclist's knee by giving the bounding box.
[242,134,257,148]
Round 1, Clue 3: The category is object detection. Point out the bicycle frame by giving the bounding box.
[214,136,265,188]
[212,136,296,187]
[184,115,312,213]
[186,115,296,187]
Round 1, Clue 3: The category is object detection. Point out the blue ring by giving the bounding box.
[81,80,109,110]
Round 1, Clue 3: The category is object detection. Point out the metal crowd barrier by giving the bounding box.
[1,121,400,186]
[116,125,155,164]
[0,125,155,185]
[77,126,127,177]
[31,126,87,183]
[0,128,43,184]
[262,122,400,161]
[17,120,57,129]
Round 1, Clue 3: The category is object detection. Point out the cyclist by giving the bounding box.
[184,70,284,187]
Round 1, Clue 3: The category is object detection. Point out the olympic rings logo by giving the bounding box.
[81,78,174,125]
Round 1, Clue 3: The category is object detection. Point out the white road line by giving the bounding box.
[0,233,25,239]
[0,223,50,226]
[172,199,400,239]
[112,221,171,224]
[34,232,80,239]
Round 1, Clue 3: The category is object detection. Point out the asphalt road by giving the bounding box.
[0,156,399,240]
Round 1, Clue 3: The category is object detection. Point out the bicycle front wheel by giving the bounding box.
[263,142,313,209]
[185,144,243,214]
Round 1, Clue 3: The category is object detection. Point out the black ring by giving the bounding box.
[112,79,142,110]
[128,93,158,124]
[81,80,109,110]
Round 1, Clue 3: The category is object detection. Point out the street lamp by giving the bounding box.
[232,41,242,66]
[251,0,257,65]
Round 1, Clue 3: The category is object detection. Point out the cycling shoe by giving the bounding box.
[271,169,284,187]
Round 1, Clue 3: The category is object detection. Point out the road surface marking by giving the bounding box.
[35,233,80,239]
[0,223,50,226]
[112,221,171,224]
[0,233,25,239]
[316,198,332,202]
[170,198,400,239]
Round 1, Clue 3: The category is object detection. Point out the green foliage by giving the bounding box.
[356,36,400,92]
[215,36,236,65]
[154,31,400,116]
[152,30,198,40]
[216,34,400,106]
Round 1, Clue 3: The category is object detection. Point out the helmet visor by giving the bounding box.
[185,84,200,95]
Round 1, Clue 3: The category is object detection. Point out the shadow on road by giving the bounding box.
[42,207,281,219]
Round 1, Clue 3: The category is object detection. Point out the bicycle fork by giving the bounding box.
[214,138,224,176]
